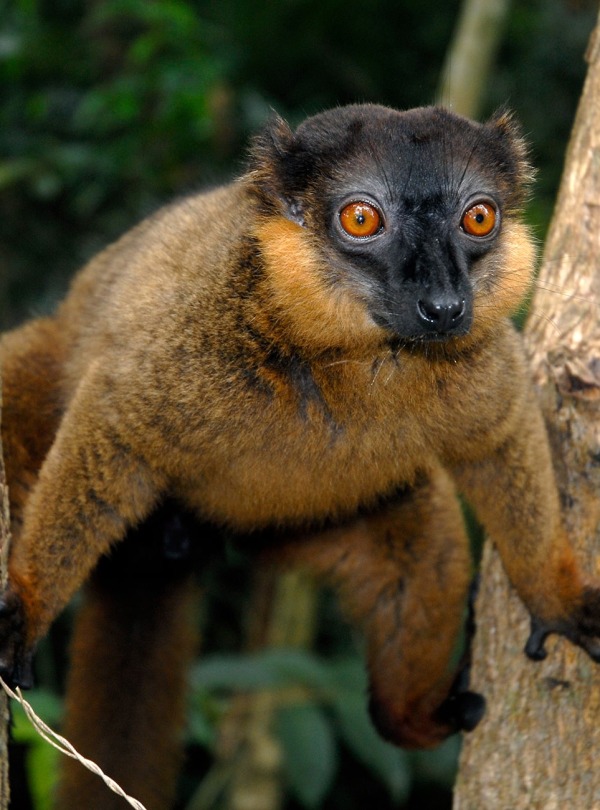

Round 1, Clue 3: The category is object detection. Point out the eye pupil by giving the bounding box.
[339,201,382,238]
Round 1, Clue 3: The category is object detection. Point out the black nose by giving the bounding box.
[416,296,466,333]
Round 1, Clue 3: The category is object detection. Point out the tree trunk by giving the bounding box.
[454,10,600,809]
[0,380,11,810]
[437,0,511,118]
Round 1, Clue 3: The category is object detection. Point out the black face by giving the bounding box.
[324,179,499,343]
[252,104,528,344]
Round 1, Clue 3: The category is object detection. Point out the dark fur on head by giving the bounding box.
[246,104,534,346]
[247,104,533,224]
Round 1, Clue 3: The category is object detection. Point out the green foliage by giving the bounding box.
[10,689,63,810]
[192,648,332,692]
[189,649,458,808]
[0,0,462,327]
[277,704,338,808]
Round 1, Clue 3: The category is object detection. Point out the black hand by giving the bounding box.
[525,588,600,664]
[0,587,34,689]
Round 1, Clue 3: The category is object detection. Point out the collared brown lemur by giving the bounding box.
[2,103,600,809]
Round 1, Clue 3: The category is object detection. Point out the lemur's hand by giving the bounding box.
[0,586,34,688]
[525,587,600,663]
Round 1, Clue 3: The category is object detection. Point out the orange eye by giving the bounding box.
[461,201,497,237]
[339,201,382,238]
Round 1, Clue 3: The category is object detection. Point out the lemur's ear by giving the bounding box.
[245,115,307,226]
[247,114,295,177]
[485,109,535,207]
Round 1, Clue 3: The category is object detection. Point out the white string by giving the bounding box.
[0,677,148,810]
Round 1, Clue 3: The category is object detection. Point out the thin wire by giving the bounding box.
[0,677,148,810]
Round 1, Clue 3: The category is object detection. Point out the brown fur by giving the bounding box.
[1,104,598,809]
[56,565,199,809]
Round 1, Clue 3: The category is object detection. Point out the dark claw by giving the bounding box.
[0,586,34,689]
[436,689,486,733]
[574,587,600,662]
[455,691,486,731]
[525,617,550,661]
[525,590,600,665]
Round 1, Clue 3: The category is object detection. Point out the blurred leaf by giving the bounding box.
[332,691,410,801]
[410,735,461,787]
[264,649,334,691]
[277,703,337,809]
[30,170,62,199]
[11,689,63,810]
[187,701,218,749]
[0,157,38,188]
[325,656,368,693]
[191,651,285,691]
[11,688,63,743]
[90,0,201,34]
[27,742,60,810]
[191,648,333,692]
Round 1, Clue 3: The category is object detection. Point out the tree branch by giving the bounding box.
[455,9,600,808]
[437,0,511,118]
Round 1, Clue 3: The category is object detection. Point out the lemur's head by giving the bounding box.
[247,104,535,354]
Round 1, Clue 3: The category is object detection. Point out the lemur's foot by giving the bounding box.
[525,587,600,663]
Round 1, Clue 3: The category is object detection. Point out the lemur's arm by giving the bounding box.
[268,467,483,749]
[452,382,600,662]
[0,366,165,685]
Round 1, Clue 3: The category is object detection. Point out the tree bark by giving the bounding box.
[454,9,600,809]
[0,380,11,810]
[437,0,511,118]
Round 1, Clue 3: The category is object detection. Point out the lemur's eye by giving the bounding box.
[339,201,382,238]
[461,201,497,237]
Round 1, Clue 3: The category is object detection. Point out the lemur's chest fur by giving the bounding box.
[168,335,506,530]
[179,357,427,528]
